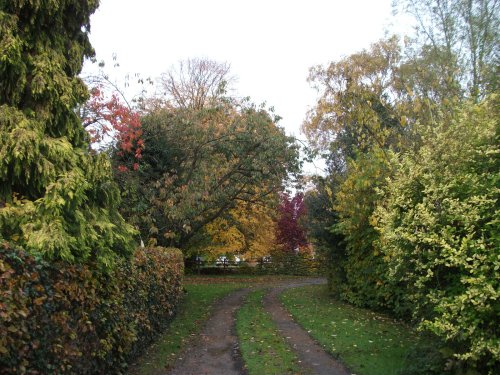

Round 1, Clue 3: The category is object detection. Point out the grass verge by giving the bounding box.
[236,289,302,375]
[281,285,418,375]
[130,282,245,374]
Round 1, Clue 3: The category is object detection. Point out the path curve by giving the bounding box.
[262,279,350,375]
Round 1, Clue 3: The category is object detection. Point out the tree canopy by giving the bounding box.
[159,58,235,110]
[0,0,135,267]
[115,94,301,251]
[303,2,499,371]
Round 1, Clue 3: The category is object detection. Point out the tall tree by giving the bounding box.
[394,0,499,99]
[159,58,235,110]
[115,99,301,250]
[0,0,135,266]
[303,37,407,175]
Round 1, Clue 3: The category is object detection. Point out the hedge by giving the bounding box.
[0,243,184,374]
[262,251,322,276]
[185,252,322,276]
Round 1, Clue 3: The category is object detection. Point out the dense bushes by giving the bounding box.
[303,19,498,370]
[0,243,184,374]
[333,148,393,310]
[262,251,321,276]
[309,99,499,373]
[375,99,499,372]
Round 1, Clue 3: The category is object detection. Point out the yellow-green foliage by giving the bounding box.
[333,147,394,309]
[375,98,499,372]
[0,1,135,266]
[0,243,184,374]
[262,251,321,276]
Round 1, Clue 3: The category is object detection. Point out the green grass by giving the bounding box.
[131,282,246,374]
[281,285,418,375]
[236,289,302,375]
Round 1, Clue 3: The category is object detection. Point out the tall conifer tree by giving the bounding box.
[0,0,135,266]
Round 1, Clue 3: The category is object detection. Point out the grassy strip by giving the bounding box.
[281,285,418,375]
[131,282,245,374]
[236,289,302,375]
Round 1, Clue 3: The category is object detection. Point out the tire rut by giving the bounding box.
[165,288,250,375]
[159,278,349,375]
[262,279,350,375]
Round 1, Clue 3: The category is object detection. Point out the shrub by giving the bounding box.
[375,98,499,373]
[333,148,394,310]
[303,182,347,298]
[0,243,184,374]
[399,336,450,375]
[261,251,322,276]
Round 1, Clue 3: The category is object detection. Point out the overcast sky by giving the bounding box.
[85,0,401,175]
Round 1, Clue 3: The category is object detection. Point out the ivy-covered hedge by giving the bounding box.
[0,243,184,374]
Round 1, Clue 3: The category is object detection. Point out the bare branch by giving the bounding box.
[159,58,236,109]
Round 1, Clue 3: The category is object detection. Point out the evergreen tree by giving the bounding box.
[0,0,135,267]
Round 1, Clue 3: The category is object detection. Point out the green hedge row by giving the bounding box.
[253,252,322,276]
[185,252,322,276]
[0,243,184,374]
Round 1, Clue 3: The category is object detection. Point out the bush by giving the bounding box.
[303,183,347,298]
[375,98,499,373]
[260,251,322,276]
[399,336,450,375]
[333,148,394,310]
[0,243,184,374]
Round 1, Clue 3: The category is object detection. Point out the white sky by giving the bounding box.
[85,0,401,175]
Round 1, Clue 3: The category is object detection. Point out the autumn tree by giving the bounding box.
[275,192,308,253]
[302,38,409,307]
[78,58,150,171]
[81,86,144,171]
[394,0,499,99]
[303,37,412,176]
[114,97,301,250]
[199,198,278,260]
[0,0,135,266]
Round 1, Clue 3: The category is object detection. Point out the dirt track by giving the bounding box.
[262,279,350,375]
[163,278,349,375]
[165,289,250,375]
